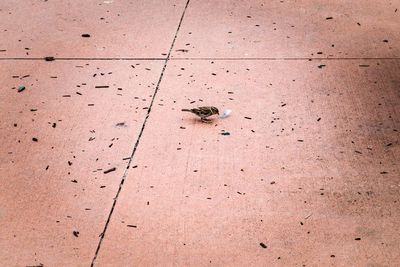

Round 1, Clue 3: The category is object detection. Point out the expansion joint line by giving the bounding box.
[90,1,191,266]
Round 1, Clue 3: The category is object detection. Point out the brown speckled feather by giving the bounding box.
[182,106,219,121]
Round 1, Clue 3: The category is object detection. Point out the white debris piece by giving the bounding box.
[220,109,232,119]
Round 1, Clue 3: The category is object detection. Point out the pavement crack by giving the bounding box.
[90,1,191,266]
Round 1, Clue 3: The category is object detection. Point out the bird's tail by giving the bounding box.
[181,109,191,112]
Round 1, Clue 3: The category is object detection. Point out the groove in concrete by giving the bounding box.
[0,57,399,61]
[89,0,191,266]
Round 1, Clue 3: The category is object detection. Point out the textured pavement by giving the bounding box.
[0,1,399,266]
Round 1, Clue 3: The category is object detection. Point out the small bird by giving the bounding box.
[181,106,219,122]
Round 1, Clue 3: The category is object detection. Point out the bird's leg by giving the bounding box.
[201,117,212,123]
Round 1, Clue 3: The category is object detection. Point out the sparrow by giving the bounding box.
[181,106,219,122]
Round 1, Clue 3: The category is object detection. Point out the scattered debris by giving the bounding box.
[104,167,116,174]
[115,122,126,127]
[220,109,232,119]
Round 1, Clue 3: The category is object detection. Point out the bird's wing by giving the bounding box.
[198,106,212,116]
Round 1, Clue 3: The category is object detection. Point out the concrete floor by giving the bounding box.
[0,0,399,266]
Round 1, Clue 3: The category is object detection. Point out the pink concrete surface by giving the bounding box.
[94,60,400,266]
[0,0,186,58]
[1,0,400,266]
[0,60,164,266]
[172,0,400,58]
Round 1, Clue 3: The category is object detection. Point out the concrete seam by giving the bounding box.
[89,0,191,266]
